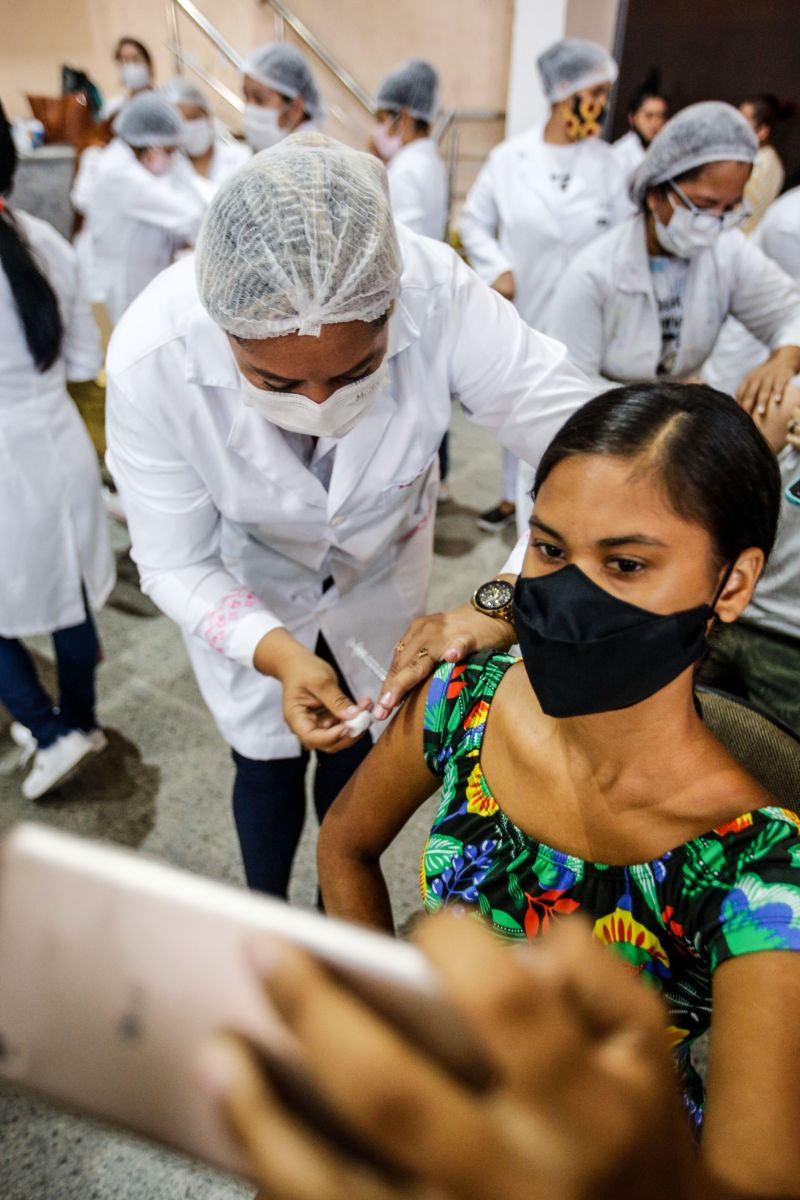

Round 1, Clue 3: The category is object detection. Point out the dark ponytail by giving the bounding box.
[0,100,64,372]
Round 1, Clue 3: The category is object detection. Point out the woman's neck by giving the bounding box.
[191,148,214,177]
[543,110,572,145]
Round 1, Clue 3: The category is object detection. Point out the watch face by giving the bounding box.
[476,580,514,611]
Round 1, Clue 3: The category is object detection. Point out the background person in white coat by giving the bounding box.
[0,106,114,800]
[612,85,669,180]
[88,93,208,325]
[241,42,323,153]
[105,133,595,898]
[372,59,448,240]
[459,37,627,534]
[160,76,251,202]
[545,102,800,404]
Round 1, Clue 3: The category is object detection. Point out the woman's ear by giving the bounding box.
[715,549,765,624]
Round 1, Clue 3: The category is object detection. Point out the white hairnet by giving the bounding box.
[537,38,618,104]
[629,101,758,206]
[375,59,440,123]
[242,42,324,121]
[195,132,401,339]
[160,76,212,113]
[113,93,184,147]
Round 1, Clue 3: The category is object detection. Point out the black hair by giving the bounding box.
[628,88,668,118]
[114,37,153,69]
[741,93,795,136]
[533,382,781,569]
[0,101,64,372]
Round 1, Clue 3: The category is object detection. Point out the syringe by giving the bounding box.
[342,638,388,735]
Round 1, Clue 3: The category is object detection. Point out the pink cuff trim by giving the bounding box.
[202,587,257,654]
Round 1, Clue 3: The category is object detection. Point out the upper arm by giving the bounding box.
[760,219,800,284]
[703,951,800,1194]
[62,255,102,382]
[319,680,440,865]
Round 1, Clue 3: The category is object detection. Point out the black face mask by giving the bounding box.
[512,564,727,718]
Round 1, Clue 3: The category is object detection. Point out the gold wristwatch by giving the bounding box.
[470,579,515,624]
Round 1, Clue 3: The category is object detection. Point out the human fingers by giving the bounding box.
[737,366,763,414]
[258,942,523,1197]
[413,914,590,1095]
[200,1035,407,1200]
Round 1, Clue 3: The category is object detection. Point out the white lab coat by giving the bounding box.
[386,138,448,240]
[702,186,800,395]
[106,225,595,760]
[0,212,114,637]
[544,213,800,388]
[612,130,645,182]
[172,137,253,207]
[87,138,208,324]
[459,124,630,327]
[71,144,107,302]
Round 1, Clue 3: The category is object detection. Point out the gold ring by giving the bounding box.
[417,646,430,658]
[395,640,406,653]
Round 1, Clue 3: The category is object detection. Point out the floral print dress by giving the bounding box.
[421,652,800,1128]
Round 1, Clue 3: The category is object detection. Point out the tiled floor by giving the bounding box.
[0,406,517,1199]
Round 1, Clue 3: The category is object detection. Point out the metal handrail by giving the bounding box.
[166,42,245,113]
[261,0,373,112]
[170,0,244,70]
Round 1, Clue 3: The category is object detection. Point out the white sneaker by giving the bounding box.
[9,721,37,763]
[22,731,96,800]
[10,722,106,758]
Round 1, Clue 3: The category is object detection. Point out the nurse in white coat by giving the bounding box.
[105,133,595,897]
[372,59,448,240]
[459,37,628,533]
[612,86,668,180]
[546,103,800,401]
[0,110,114,801]
[160,76,251,205]
[88,93,208,325]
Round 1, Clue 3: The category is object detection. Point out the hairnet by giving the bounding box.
[113,93,184,146]
[241,42,324,121]
[537,38,618,104]
[375,59,440,123]
[160,76,212,113]
[195,132,401,339]
[629,101,758,206]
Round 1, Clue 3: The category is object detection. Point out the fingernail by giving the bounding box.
[197,1042,235,1097]
[343,704,358,718]
[373,705,387,720]
[380,692,392,706]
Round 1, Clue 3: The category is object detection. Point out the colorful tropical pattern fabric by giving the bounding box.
[421,651,800,1128]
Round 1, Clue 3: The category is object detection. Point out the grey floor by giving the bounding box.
[0,407,517,1200]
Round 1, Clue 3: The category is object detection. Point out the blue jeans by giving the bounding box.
[0,609,99,749]
[231,634,373,897]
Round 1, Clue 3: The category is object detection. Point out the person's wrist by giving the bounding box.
[775,344,800,369]
[253,627,311,680]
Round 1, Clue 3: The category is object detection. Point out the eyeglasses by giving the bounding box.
[668,179,751,233]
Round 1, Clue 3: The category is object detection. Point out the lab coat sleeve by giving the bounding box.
[458,157,513,286]
[105,375,283,667]
[445,251,597,468]
[123,173,205,245]
[501,531,529,576]
[62,258,103,382]
[543,255,612,391]
[728,235,800,350]
[759,219,800,284]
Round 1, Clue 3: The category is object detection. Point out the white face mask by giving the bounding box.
[373,116,403,162]
[654,202,723,258]
[244,104,288,152]
[120,62,151,92]
[239,362,388,438]
[182,116,214,158]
